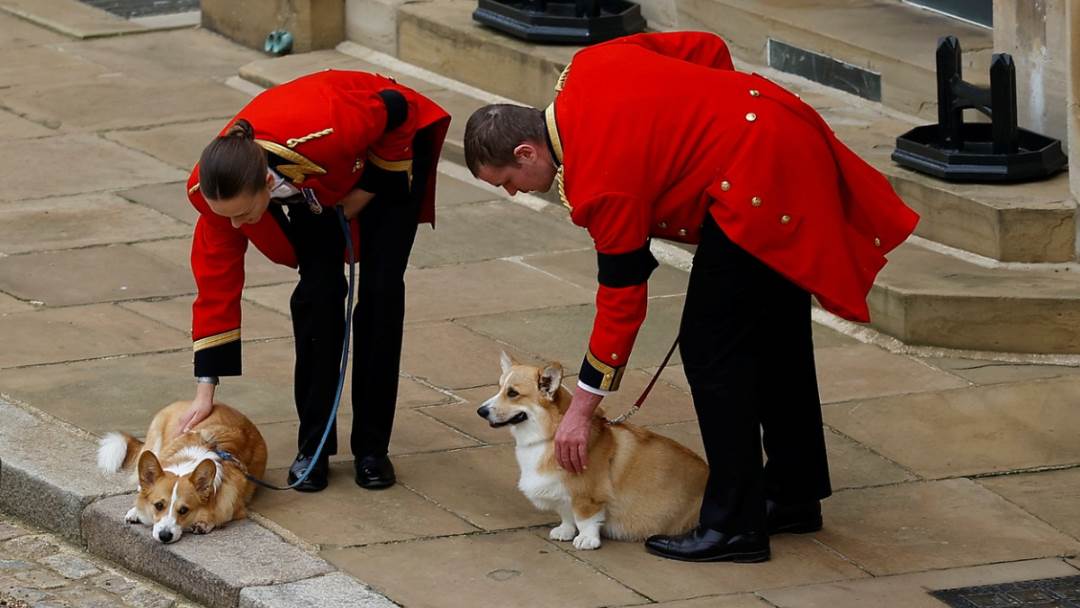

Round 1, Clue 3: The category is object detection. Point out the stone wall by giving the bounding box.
[201,0,344,54]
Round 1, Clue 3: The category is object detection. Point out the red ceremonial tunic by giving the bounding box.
[188,70,450,377]
[546,32,919,392]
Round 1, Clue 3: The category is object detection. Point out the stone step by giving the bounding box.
[870,241,1080,354]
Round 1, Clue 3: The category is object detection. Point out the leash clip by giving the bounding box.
[301,188,322,215]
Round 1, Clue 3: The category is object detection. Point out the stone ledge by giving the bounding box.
[82,495,336,608]
[240,573,399,608]
[0,399,126,543]
[0,0,154,39]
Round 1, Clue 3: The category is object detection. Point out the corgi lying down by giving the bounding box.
[478,354,708,550]
[96,401,267,544]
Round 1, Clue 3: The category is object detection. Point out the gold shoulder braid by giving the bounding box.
[554,62,571,93]
[255,139,327,185]
[544,103,570,212]
[286,128,334,149]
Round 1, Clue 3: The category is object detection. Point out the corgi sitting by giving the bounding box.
[96,401,267,544]
[477,353,708,550]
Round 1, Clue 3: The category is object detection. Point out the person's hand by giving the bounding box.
[340,188,376,219]
[555,388,603,474]
[175,383,215,439]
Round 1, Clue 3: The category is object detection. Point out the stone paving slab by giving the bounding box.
[816,344,970,404]
[117,181,198,224]
[0,0,145,38]
[814,479,1080,576]
[0,244,195,306]
[0,108,54,140]
[57,29,263,82]
[760,558,1080,608]
[251,462,477,547]
[397,445,556,530]
[0,304,188,369]
[0,45,109,88]
[106,118,224,170]
[0,77,247,132]
[0,193,190,255]
[419,385,509,445]
[422,87,487,151]
[0,11,67,49]
[400,322,537,390]
[823,376,1080,478]
[521,248,689,298]
[410,201,593,268]
[0,134,185,201]
[0,293,34,314]
[977,468,1080,542]
[239,572,396,608]
[457,297,686,372]
[323,530,646,608]
[925,357,1080,386]
[0,400,127,542]
[133,238,298,289]
[647,596,773,608]
[239,49,443,94]
[403,259,595,323]
[117,296,290,342]
[564,532,867,602]
[84,495,335,608]
[434,175,501,207]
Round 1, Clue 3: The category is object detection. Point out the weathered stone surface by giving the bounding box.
[814,479,1080,575]
[925,356,1080,385]
[116,182,197,225]
[0,45,109,88]
[83,495,333,608]
[240,573,395,608]
[105,119,224,171]
[324,530,645,608]
[0,107,53,140]
[400,322,534,390]
[0,245,196,307]
[201,0,343,54]
[824,376,1080,478]
[239,49,440,94]
[816,344,969,404]
[760,558,1078,608]
[39,553,101,579]
[0,10,66,49]
[0,193,190,255]
[978,468,1080,541]
[522,248,689,297]
[0,135,185,201]
[0,401,127,541]
[0,0,144,38]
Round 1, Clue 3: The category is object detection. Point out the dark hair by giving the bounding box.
[198,119,267,201]
[464,104,546,176]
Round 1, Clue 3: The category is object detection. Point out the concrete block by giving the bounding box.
[0,400,127,543]
[82,495,334,608]
[346,0,410,55]
[201,0,343,54]
[240,572,397,608]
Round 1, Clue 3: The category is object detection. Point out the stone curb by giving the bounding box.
[0,398,398,607]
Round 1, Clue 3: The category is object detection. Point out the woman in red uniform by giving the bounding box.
[180,70,450,492]
[464,32,917,562]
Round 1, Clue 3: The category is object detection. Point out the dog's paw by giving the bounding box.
[124,507,141,524]
[549,523,576,541]
[572,534,601,550]
[190,521,215,535]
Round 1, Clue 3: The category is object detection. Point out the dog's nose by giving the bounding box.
[476,406,489,418]
[158,530,173,543]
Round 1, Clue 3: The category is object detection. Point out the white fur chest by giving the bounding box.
[515,442,568,511]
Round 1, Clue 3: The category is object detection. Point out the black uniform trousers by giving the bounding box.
[282,191,421,461]
[679,214,832,534]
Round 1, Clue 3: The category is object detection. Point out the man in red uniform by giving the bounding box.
[183,70,450,492]
[464,32,917,561]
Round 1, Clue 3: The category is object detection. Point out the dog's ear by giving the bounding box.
[138,451,163,487]
[191,459,217,502]
[538,363,563,401]
[500,351,516,375]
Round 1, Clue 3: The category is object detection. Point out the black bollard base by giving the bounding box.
[894,123,1067,182]
[473,0,645,44]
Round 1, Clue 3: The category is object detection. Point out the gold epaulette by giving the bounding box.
[255,140,327,185]
[555,62,571,93]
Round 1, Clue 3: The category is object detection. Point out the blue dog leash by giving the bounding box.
[218,195,355,491]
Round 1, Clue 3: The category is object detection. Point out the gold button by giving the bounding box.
[658,221,667,229]
[751,196,762,207]
[749,89,760,97]
[874,237,882,247]
[720,180,731,191]
[780,214,791,224]
[678,228,688,236]
[746,112,757,122]
[611,353,619,360]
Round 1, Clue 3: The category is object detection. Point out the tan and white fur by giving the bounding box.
[96,401,267,544]
[478,353,708,550]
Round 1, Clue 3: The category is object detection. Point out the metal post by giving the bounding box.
[936,36,964,149]
[990,53,1019,154]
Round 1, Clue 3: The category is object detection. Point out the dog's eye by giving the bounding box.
[154,502,165,512]
[506,388,519,398]
[178,506,189,516]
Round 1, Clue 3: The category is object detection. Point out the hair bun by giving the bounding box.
[227,119,254,139]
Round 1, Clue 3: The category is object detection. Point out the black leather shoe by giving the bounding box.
[287,453,329,492]
[355,454,396,490]
[645,526,770,563]
[766,499,823,535]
